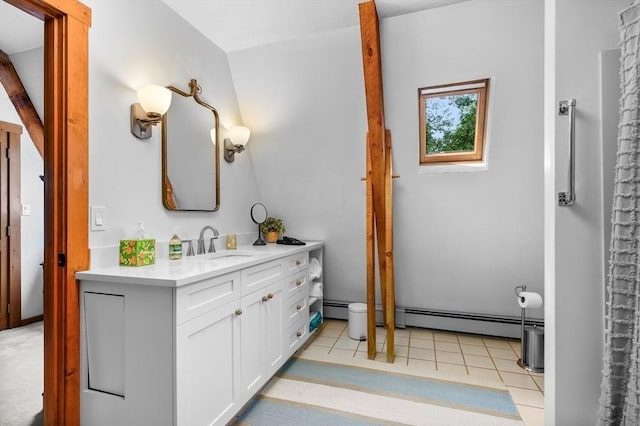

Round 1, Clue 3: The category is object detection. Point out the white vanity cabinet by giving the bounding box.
[78,243,321,426]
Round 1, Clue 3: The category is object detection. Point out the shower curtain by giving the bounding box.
[598,1,640,424]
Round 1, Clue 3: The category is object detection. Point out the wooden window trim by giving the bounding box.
[418,78,489,165]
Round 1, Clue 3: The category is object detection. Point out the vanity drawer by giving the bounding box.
[283,252,309,276]
[284,271,308,299]
[285,292,308,329]
[176,272,241,325]
[240,258,283,295]
[285,320,309,356]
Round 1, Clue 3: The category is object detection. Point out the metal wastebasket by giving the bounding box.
[521,325,544,373]
[348,303,367,341]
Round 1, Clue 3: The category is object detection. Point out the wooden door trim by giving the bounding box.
[0,121,22,329]
[4,1,91,425]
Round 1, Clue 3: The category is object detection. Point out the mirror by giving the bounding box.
[162,79,220,211]
[250,203,268,246]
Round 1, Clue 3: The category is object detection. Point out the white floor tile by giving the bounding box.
[408,347,435,361]
[488,346,519,360]
[333,338,360,351]
[517,404,544,426]
[433,332,458,343]
[410,328,434,339]
[483,338,514,349]
[437,351,465,365]
[493,357,525,374]
[407,358,437,373]
[435,341,462,353]
[435,362,468,376]
[461,343,489,356]
[464,354,495,369]
[467,366,501,382]
[458,335,485,346]
[500,372,538,390]
[507,386,544,408]
[410,337,434,350]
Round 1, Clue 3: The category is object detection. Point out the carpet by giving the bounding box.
[0,321,44,426]
[234,357,523,426]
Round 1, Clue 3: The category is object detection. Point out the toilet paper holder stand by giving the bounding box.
[514,285,544,373]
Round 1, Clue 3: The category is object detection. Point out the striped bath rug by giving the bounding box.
[234,357,523,425]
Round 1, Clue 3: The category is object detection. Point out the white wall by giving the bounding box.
[85,0,260,253]
[0,48,44,320]
[229,0,544,322]
[545,0,627,424]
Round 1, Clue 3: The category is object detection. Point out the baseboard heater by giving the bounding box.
[323,300,544,339]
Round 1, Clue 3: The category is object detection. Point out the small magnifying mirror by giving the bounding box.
[250,203,268,246]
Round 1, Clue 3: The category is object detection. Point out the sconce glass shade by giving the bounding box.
[227,125,250,146]
[137,84,172,116]
[210,128,216,145]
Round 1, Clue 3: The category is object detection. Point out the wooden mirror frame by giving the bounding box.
[4,0,91,425]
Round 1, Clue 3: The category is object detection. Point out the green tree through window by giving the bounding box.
[426,94,478,154]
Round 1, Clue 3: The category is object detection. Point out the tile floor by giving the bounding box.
[302,319,544,426]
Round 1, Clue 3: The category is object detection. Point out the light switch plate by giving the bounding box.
[90,206,106,231]
[21,204,31,216]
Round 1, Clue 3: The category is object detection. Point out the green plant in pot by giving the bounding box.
[260,217,285,243]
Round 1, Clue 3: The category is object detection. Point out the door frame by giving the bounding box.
[4,0,91,424]
[0,120,22,330]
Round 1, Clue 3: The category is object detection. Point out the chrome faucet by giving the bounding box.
[197,226,219,254]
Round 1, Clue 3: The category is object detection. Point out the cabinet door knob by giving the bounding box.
[296,331,302,337]
[262,295,268,302]
[296,280,302,286]
[267,293,274,299]
[295,260,301,266]
[296,304,302,310]
[235,308,243,316]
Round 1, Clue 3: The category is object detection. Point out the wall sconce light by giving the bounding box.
[130,84,172,140]
[224,125,251,162]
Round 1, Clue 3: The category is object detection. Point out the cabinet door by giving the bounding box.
[264,282,285,375]
[176,299,241,426]
[239,289,266,402]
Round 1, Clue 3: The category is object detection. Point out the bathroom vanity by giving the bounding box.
[76,242,323,426]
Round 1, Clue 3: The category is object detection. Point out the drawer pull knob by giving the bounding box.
[296,331,302,337]
[296,304,302,310]
[267,293,274,299]
[296,260,301,266]
[235,308,243,316]
[296,280,302,286]
[262,295,268,302]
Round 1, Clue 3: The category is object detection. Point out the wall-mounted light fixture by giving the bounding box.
[130,84,172,140]
[224,125,251,162]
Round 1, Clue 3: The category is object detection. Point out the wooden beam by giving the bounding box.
[365,135,376,359]
[359,0,395,363]
[0,48,44,158]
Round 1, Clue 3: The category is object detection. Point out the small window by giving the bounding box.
[418,79,489,164]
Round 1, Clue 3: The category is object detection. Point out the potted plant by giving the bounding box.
[260,217,285,243]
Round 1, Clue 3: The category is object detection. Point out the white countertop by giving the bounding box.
[76,241,323,288]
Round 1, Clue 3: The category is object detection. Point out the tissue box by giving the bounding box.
[119,239,156,266]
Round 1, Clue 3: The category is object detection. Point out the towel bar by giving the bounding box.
[558,99,576,206]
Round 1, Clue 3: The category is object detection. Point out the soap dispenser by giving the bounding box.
[169,233,182,260]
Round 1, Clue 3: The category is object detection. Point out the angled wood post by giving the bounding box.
[0,48,44,158]
[359,0,395,363]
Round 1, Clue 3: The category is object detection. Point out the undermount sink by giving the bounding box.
[204,251,256,260]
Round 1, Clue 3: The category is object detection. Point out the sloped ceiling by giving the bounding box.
[0,0,467,55]
[163,0,468,52]
[0,1,42,55]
